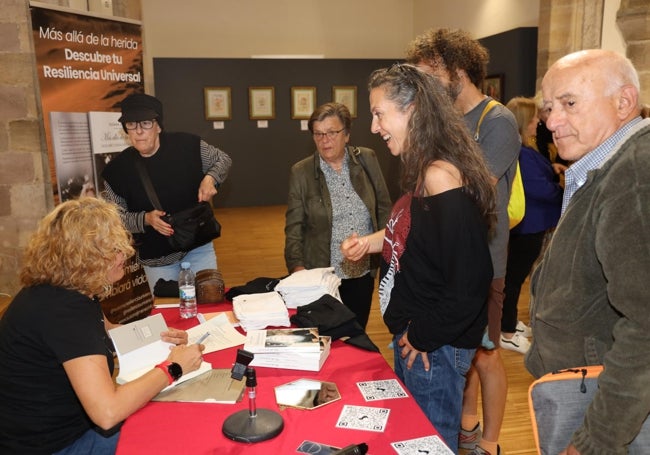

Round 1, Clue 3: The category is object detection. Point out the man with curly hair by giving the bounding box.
[406,28,521,455]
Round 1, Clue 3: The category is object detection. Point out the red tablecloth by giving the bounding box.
[116,302,445,454]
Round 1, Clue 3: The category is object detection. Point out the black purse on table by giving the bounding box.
[135,159,221,252]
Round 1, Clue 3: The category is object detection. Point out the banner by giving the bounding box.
[31,5,142,200]
[31,4,152,323]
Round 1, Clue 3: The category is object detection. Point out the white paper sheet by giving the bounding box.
[185,313,246,354]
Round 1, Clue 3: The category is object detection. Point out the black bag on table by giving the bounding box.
[291,294,379,352]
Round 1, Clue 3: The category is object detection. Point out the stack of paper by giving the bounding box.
[108,314,212,391]
[250,338,330,371]
[244,327,321,353]
[244,328,331,372]
[231,291,290,331]
[275,267,342,309]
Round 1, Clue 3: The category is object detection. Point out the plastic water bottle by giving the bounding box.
[178,262,197,319]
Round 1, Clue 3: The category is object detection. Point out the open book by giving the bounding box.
[108,313,211,391]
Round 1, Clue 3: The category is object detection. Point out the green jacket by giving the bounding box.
[526,119,650,453]
[284,146,392,276]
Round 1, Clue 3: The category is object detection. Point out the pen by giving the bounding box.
[195,332,211,345]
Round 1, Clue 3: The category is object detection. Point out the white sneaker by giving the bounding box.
[500,332,531,354]
[516,320,532,338]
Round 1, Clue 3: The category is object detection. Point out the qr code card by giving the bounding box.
[335,404,390,432]
[356,379,408,401]
[391,435,454,455]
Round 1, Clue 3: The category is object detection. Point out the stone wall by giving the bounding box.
[537,0,650,102]
[0,0,52,296]
[618,0,650,103]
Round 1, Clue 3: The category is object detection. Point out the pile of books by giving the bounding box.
[275,267,342,309]
[243,327,331,372]
[232,291,290,331]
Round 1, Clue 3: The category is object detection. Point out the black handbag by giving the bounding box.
[161,202,221,251]
[135,159,221,252]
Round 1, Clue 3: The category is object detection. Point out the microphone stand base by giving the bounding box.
[222,409,284,443]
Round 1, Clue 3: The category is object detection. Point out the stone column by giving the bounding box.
[0,0,53,296]
[617,0,650,103]
[536,0,605,87]
[538,0,649,101]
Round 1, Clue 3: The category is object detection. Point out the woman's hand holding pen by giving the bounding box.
[167,344,205,376]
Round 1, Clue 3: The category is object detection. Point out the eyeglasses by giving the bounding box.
[312,128,345,141]
[124,120,156,131]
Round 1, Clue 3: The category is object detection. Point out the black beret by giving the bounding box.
[118,93,163,124]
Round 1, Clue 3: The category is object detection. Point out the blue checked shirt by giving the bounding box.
[562,117,643,214]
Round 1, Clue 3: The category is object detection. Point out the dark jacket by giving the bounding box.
[525,120,650,453]
[284,146,392,276]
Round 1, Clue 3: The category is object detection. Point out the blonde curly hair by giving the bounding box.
[20,197,135,298]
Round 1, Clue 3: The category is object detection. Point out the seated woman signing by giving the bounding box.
[0,197,204,454]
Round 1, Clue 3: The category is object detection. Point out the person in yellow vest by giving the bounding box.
[500,97,562,354]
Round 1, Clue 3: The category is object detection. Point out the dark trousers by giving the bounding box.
[502,231,546,333]
[339,273,375,329]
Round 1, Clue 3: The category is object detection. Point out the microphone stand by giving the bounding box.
[222,365,284,443]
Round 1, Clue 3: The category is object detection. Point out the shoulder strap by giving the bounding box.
[135,158,163,211]
[352,147,376,191]
[474,99,501,142]
[351,146,379,219]
[352,146,368,170]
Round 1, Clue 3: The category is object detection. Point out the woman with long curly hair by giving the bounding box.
[0,198,204,454]
[341,64,495,452]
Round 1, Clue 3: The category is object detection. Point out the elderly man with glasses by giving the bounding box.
[102,93,232,294]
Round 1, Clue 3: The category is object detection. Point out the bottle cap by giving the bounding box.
[181,261,191,269]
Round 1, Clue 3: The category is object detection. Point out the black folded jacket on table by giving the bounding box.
[153,278,179,297]
[224,276,283,301]
[290,294,379,352]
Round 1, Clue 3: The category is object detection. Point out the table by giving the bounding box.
[116,302,447,454]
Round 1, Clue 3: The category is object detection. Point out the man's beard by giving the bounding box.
[446,79,462,101]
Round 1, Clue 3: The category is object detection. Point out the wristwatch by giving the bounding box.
[155,361,183,385]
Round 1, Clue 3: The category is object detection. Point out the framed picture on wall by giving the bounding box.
[483,74,504,102]
[332,86,357,118]
[204,87,231,120]
[249,86,275,120]
[291,86,317,119]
